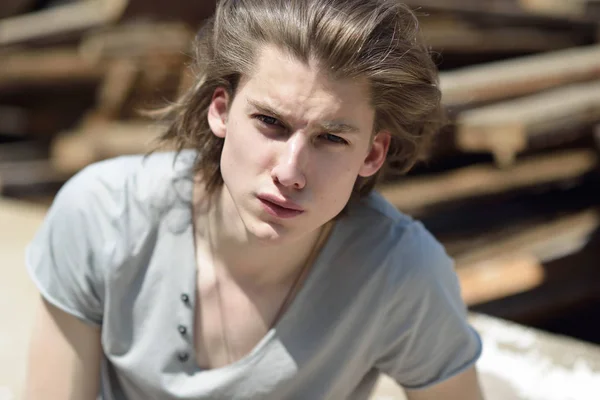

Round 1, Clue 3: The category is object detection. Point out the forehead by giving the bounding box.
[237,45,374,128]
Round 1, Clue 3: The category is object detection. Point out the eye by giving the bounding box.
[320,133,348,145]
[255,114,281,127]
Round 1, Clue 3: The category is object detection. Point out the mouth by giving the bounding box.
[257,194,305,219]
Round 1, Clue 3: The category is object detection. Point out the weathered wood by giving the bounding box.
[449,207,599,306]
[50,121,167,174]
[92,59,140,120]
[0,48,104,90]
[458,254,545,306]
[78,22,192,62]
[0,0,35,19]
[118,0,216,27]
[404,0,598,20]
[452,209,599,308]
[0,159,68,194]
[456,81,600,165]
[77,23,192,119]
[589,0,600,19]
[440,44,600,107]
[0,0,128,46]
[518,0,595,18]
[378,150,598,214]
[454,209,599,267]
[0,105,28,136]
[423,23,584,53]
[0,142,47,162]
[471,243,600,325]
[404,0,545,17]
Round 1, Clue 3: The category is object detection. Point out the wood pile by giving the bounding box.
[387,2,600,338]
[1,0,600,342]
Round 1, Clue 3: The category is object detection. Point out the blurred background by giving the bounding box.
[1,1,600,399]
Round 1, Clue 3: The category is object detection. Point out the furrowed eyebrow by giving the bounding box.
[247,99,361,134]
[318,121,360,134]
[247,99,289,125]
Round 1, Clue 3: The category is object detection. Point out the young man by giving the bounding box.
[24,0,484,399]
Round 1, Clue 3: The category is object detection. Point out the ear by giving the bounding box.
[207,87,230,138]
[358,131,391,177]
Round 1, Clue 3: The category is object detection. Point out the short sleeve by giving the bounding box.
[375,222,482,389]
[25,166,115,326]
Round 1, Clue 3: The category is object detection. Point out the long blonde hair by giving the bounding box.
[156,0,444,202]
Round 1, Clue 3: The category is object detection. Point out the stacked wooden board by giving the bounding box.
[378,16,600,334]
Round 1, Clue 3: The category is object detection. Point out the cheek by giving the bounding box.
[322,152,364,181]
[314,155,362,198]
[223,120,272,173]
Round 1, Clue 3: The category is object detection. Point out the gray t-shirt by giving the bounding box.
[26,151,481,399]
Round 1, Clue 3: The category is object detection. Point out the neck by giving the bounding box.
[193,183,325,287]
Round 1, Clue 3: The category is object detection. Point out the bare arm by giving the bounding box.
[404,366,485,400]
[24,296,102,400]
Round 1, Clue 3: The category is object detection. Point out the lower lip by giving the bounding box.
[258,198,304,219]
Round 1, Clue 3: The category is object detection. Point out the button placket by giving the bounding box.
[177,292,192,364]
[177,352,189,362]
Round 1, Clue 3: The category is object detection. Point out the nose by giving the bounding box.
[271,133,308,190]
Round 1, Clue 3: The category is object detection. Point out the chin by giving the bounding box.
[247,221,291,245]
[238,209,289,243]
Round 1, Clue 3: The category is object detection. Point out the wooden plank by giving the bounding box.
[404,0,598,20]
[78,22,192,62]
[422,21,584,53]
[50,121,167,174]
[458,254,545,306]
[518,0,590,18]
[453,209,600,307]
[118,0,216,27]
[0,48,104,90]
[93,59,140,120]
[0,142,47,162]
[0,159,68,194]
[440,44,600,107]
[456,81,600,165]
[471,245,600,324]
[0,0,128,46]
[0,0,35,19]
[0,105,27,136]
[403,0,551,17]
[454,209,599,267]
[378,149,598,214]
[589,0,600,20]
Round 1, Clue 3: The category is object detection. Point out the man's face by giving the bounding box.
[208,45,389,243]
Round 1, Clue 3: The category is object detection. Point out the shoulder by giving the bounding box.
[65,150,195,204]
[344,191,447,263]
[54,150,196,227]
[343,191,454,290]
[346,194,481,388]
[35,150,197,267]
[25,151,197,325]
